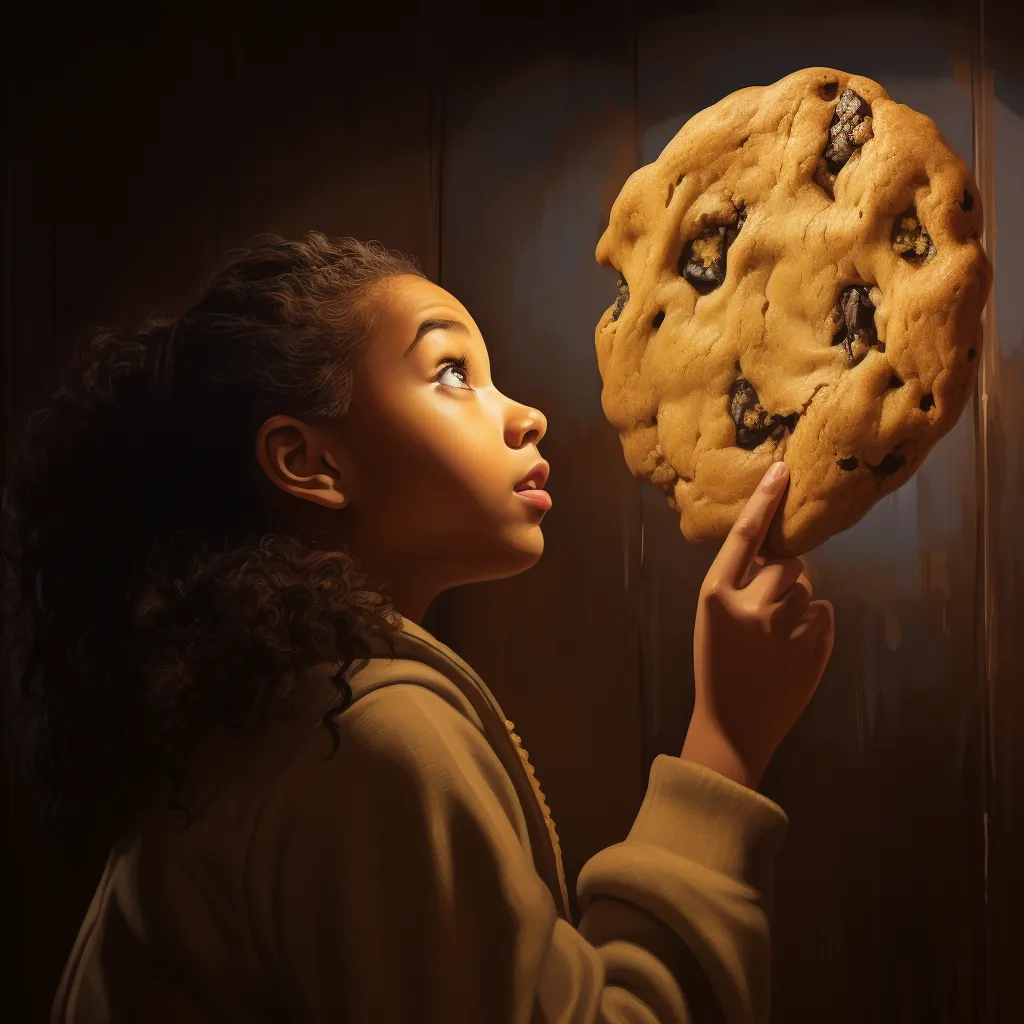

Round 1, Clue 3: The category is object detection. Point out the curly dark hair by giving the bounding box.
[2,231,425,850]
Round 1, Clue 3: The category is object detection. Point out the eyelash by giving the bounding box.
[435,355,471,390]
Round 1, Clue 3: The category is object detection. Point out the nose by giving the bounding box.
[505,402,547,450]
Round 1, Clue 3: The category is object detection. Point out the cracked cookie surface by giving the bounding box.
[594,66,992,555]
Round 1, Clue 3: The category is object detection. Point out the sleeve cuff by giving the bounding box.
[624,754,788,891]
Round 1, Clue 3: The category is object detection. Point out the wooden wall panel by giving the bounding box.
[634,5,988,1021]
[980,42,1024,1024]
[430,9,645,922]
[2,4,440,1018]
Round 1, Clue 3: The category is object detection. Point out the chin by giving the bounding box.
[509,518,545,558]
[470,526,545,584]
[509,535,544,574]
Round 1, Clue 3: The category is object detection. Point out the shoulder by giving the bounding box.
[336,681,504,787]
[251,681,531,851]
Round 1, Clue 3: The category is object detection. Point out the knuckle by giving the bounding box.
[740,603,765,628]
[733,516,760,541]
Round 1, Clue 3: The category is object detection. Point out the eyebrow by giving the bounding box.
[403,317,471,358]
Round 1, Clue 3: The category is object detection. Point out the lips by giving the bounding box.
[514,460,550,492]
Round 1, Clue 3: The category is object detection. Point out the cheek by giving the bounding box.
[359,405,505,522]
[402,398,504,494]
[348,371,523,541]
[435,431,506,500]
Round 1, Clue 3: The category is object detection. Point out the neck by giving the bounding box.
[298,521,440,626]
[364,563,442,626]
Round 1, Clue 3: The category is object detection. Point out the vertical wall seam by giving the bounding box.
[970,0,995,1019]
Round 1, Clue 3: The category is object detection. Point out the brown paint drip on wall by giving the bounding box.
[971,60,999,772]
[967,44,1024,1018]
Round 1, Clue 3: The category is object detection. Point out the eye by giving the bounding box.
[435,355,472,391]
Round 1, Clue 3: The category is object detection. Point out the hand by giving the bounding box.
[680,462,835,790]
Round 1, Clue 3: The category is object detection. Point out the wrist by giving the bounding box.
[680,716,767,791]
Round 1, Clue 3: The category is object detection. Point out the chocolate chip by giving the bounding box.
[960,188,974,212]
[888,374,904,389]
[818,81,838,101]
[612,276,629,321]
[867,451,906,478]
[838,456,859,471]
[652,310,665,330]
[729,377,798,451]
[967,346,976,361]
[826,90,873,163]
[679,207,746,294]
[920,393,934,412]
[831,285,879,367]
[814,89,873,198]
[892,206,937,264]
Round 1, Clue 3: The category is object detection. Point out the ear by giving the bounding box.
[254,415,351,511]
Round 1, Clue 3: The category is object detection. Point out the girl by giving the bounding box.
[2,232,834,1023]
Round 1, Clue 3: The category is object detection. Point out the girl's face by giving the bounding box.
[266,274,551,622]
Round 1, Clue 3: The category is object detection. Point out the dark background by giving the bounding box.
[4,0,1023,1020]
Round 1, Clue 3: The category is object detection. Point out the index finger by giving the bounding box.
[712,462,790,588]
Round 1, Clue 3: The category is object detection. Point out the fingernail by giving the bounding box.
[768,462,789,486]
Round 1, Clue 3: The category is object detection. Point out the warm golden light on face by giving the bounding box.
[318,275,549,621]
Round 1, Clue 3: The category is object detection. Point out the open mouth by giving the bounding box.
[513,461,552,511]
[513,460,550,493]
[515,487,552,511]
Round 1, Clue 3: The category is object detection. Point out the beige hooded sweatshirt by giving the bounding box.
[52,615,788,1023]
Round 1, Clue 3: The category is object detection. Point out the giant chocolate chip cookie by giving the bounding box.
[594,67,992,556]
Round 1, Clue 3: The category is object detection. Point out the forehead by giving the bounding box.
[377,275,475,334]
